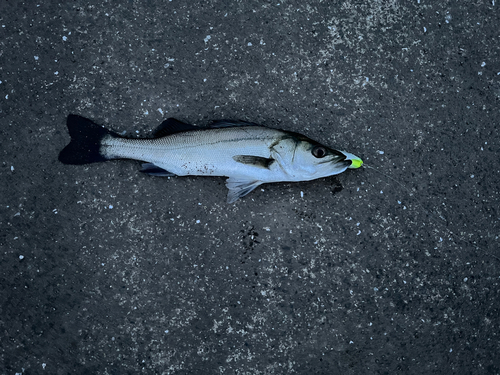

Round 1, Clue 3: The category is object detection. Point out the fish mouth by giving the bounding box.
[341,151,363,169]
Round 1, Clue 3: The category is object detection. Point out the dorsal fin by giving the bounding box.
[209,119,263,128]
[153,118,199,138]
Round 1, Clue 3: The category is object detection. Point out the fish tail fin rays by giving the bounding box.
[225,177,263,203]
[59,115,120,165]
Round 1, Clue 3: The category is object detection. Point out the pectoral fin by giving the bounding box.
[140,163,177,177]
[233,155,274,169]
[225,177,263,203]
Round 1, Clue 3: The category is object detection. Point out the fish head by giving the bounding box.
[271,135,363,181]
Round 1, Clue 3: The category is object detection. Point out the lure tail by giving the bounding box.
[59,115,121,165]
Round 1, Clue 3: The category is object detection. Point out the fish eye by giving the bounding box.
[312,146,327,158]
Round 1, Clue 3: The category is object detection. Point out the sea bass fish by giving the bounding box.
[59,115,363,203]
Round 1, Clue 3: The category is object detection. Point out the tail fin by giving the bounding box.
[59,115,120,165]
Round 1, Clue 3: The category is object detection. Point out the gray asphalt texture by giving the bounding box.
[1,1,499,374]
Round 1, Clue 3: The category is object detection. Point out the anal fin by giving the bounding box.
[140,163,177,177]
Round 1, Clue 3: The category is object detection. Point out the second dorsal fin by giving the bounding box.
[209,119,262,128]
[153,118,199,138]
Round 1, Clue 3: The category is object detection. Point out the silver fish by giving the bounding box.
[59,115,363,203]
